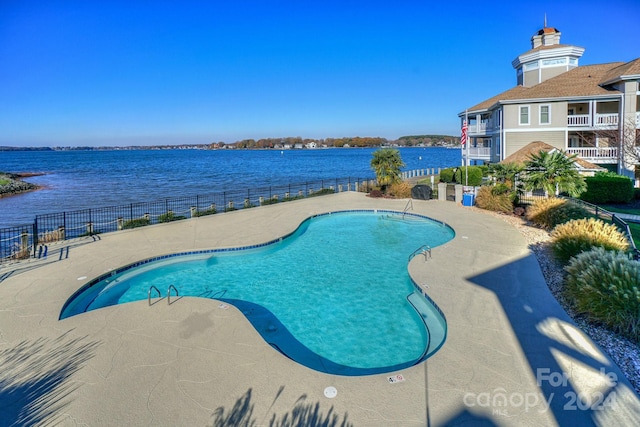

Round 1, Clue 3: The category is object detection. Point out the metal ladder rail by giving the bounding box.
[402,199,414,219]
[148,285,161,306]
[408,244,431,262]
[167,284,179,305]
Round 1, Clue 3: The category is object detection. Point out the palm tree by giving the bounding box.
[488,162,524,189]
[370,148,405,191]
[523,150,586,197]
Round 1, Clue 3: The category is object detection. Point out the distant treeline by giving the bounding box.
[2,134,460,151]
[223,134,459,149]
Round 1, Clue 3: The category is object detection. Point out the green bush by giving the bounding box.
[158,212,187,223]
[550,218,630,263]
[526,198,590,230]
[454,166,483,186]
[565,247,640,342]
[306,188,335,198]
[581,173,634,204]
[439,168,455,183]
[122,218,151,229]
[194,207,217,217]
[474,185,513,213]
[635,188,640,200]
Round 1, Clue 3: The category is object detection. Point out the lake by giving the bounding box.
[0,147,460,227]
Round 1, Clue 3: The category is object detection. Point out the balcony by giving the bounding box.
[464,147,491,159]
[637,112,640,127]
[567,113,619,127]
[467,122,488,134]
[565,147,618,163]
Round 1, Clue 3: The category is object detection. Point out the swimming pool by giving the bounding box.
[60,210,454,375]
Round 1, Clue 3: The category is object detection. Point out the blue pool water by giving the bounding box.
[60,210,454,375]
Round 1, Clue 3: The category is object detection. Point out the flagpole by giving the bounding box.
[464,110,469,186]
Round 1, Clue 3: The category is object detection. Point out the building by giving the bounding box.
[459,24,640,181]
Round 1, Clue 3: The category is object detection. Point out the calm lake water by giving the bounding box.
[0,147,460,227]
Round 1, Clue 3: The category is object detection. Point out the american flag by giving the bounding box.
[461,120,468,146]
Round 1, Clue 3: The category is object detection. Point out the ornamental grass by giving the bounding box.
[526,197,590,230]
[474,185,514,214]
[565,247,640,343]
[388,181,412,199]
[551,218,630,263]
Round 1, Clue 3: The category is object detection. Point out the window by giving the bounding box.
[519,106,530,125]
[540,105,550,124]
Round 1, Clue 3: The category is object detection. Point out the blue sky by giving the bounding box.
[1,1,639,147]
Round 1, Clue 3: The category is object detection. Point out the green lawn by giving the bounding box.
[601,205,640,215]
[628,222,640,248]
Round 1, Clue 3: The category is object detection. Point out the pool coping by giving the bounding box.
[0,192,639,426]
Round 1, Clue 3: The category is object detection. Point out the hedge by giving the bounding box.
[580,173,634,204]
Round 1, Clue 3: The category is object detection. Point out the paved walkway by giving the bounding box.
[0,192,639,426]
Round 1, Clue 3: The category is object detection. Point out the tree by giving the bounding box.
[523,150,586,197]
[488,162,524,189]
[370,148,405,191]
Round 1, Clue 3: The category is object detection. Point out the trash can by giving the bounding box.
[462,193,475,206]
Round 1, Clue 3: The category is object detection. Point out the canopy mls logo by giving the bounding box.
[463,368,619,417]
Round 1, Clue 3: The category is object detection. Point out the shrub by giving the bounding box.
[123,218,151,229]
[526,198,590,230]
[581,173,634,204]
[565,247,640,342]
[194,207,217,217]
[387,181,412,198]
[454,166,484,186]
[550,218,630,263]
[158,212,186,223]
[439,168,455,183]
[368,189,384,198]
[474,185,513,213]
[307,188,335,198]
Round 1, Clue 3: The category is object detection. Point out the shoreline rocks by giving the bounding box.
[0,173,41,198]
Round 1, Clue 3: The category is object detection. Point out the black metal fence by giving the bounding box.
[1,177,375,264]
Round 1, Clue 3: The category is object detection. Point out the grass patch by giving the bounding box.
[601,205,640,215]
[628,222,640,248]
[0,178,10,186]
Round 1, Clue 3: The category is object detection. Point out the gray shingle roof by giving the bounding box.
[464,60,640,113]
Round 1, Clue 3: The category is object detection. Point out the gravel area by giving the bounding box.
[475,207,640,395]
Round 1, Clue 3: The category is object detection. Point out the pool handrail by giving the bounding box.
[408,244,431,262]
[167,284,179,305]
[148,285,161,306]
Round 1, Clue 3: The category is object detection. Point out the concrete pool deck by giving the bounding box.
[0,191,639,426]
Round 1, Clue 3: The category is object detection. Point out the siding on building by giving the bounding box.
[503,131,565,158]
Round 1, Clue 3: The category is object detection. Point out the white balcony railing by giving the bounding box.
[568,113,620,127]
[566,147,618,161]
[595,113,619,126]
[636,112,640,127]
[465,147,491,157]
[467,122,488,134]
[568,114,590,126]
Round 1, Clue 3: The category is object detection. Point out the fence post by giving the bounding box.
[259,196,264,205]
[244,198,251,208]
[117,217,124,230]
[86,222,93,235]
[58,226,66,241]
[32,222,38,258]
[190,206,197,218]
[20,231,29,258]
